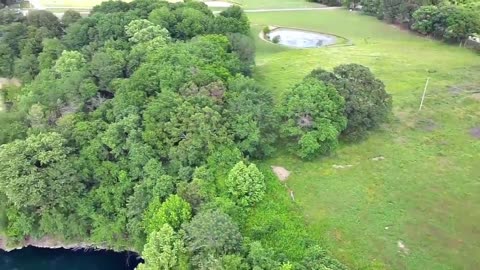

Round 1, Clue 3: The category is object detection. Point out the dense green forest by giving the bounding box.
[0,1,329,268]
[0,0,394,269]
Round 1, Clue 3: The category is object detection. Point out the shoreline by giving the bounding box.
[0,235,135,253]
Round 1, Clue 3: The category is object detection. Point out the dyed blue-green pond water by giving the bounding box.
[0,247,141,270]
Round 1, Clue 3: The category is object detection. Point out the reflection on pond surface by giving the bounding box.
[266,28,338,48]
[0,246,141,270]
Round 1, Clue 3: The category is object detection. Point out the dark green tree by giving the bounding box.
[184,210,242,259]
[0,132,83,209]
[61,10,82,28]
[280,78,346,159]
[310,64,392,141]
[89,49,126,91]
[26,10,62,36]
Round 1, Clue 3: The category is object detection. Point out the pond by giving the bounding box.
[0,247,141,270]
[265,28,338,48]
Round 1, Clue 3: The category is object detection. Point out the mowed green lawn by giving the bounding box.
[235,0,322,9]
[249,10,480,270]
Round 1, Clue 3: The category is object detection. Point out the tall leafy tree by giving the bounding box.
[0,132,83,209]
[280,78,346,159]
[309,64,392,141]
[137,224,187,270]
[225,75,277,157]
[61,10,82,28]
[145,194,192,233]
[225,161,266,207]
[184,210,242,259]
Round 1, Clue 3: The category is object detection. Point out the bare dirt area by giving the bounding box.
[470,93,480,101]
[448,84,480,95]
[271,166,290,181]
[470,127,480,139]
[415,118,438,132]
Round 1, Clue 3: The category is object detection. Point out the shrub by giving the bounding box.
[272,35,281,44]
[309,64,392,141]
[280,78,346,159]
[226,161,266,207]
[145,195,192,233]
[263,26,271,35]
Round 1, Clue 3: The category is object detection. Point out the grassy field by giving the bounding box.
[249,10,480,270]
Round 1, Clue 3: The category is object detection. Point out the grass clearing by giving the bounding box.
[236,0,322,9]
[249,10,480,270]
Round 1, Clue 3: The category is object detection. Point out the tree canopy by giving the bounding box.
[0,1,352,268]
[309,64,392,141]
[280,78,347,159]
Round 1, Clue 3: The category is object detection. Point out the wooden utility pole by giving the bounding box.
[418,77,430,111]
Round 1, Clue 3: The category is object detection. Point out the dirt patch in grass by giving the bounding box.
[470,93,480,101]
[271,166,290,181]
[470,127,480,139]
[397,240,409,255]
[448,84,480,95]
[416,118,438,132]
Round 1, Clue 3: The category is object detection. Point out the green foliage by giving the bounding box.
[226,161,266,207]
[309,64,392,141]
[280,78,346,159]
[0,2,349,268]
[298,246,348,270]
[54,50,86,74]
[0,132,82,209]
[125,19,170,44]
[89,49,126,91]
[145,195,192,234]
[0,43,14,76]
[0,111,27,145]
[5,207,35,241]
[0,8,23,25]
[226,75,276,157]
[272,35,281,44]
[412,5,480,41]
[359,0,480,43]
[26,10,61,36]
[38,38,65,70]
[137,224,187,270]
[61,10,82,28]
[91,0,131,14]
[247,241,281,269]
[308,0,342,6]
[360,0,383,16]
[185,210,242,259]
[213,6,250,35]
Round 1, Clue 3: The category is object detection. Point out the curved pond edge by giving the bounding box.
[259,25,354,49]
[0,235,137,253]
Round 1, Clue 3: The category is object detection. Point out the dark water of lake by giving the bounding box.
[0,247,142,270]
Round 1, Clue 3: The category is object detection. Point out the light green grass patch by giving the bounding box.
[237,0,322,9]
[249,10,480,270]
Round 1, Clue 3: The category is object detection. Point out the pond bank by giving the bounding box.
[0,235,136,253]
